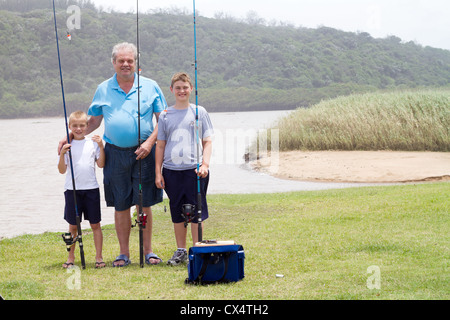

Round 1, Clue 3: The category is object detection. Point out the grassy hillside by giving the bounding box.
[270,88,450,152]
[0,1,449,118]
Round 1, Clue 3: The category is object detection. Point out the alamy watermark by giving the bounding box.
[66,265,81,290]
[66,5,81,31]
[212,128,279,168]
[366,265,381,290]
[167,127,280,173]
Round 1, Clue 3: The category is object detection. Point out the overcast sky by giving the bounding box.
[90,0,450,51]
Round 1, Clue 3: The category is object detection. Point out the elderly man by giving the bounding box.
[60,42,167,266]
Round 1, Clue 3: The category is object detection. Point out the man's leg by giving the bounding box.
[136,205,161,264]
[113,208,131,266]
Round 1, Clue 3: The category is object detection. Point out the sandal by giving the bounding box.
[62,262,74,269]
[145,253,162,265]
[95,261,106,269]
[112,254,131,267]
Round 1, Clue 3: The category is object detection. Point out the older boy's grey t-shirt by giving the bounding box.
[157,104,214,170]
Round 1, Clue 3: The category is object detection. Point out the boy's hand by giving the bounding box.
[195,164,209,178]
[91,135,103,147]
[155,173,165,189]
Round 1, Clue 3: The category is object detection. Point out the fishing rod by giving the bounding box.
[136,0,145,268]
[193,0,203,243]
[52,0,85,269]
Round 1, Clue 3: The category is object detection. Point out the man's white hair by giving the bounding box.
[111,42,138,63]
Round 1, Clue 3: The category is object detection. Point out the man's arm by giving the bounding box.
[57,144,70,174]
[86,115,103,135]
[136,112,160,160]
[57,115,103,155]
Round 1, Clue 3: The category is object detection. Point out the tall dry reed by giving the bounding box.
[271,89,449,151]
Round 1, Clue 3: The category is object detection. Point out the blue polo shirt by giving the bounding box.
[88,73,167,148]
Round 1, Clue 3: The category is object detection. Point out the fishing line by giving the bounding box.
[52,0,85,269]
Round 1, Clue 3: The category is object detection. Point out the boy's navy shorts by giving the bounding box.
[64,188,101,225]
[103,143,163,211]
[163,167,209,224]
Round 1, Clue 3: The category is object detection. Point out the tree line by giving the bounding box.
[0,0,449,118]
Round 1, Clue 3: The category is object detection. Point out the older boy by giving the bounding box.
[155,72,214,266]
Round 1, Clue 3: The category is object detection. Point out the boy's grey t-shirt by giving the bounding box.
[157,104,214,170]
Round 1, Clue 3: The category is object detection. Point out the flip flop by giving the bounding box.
[95,261,106,269]
[145,253,163,265]
[112,254,131,267]
[62,262,74,269]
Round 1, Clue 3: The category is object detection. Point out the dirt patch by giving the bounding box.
[250,151,450,183]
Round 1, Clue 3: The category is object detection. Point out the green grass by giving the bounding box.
[0,182,449,300]
[270,88,450,151]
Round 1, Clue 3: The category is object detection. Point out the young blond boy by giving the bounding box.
[155,72,214,265]
[58,111,106,268]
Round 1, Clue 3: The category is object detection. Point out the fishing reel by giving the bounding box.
[62,233,76,252]
[137,213,147,229]
[132,211,147,229]
[181,204,196,228]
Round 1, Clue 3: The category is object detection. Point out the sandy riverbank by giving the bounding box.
[251,151,450,183]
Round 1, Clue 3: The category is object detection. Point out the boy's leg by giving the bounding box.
[163,168,192,266]
[174,222,188,249]
[63,224,78,268]
[190,222,203,246]
[90,222,104,265]
[162,168,187,243]
[167,223,189,266]
[184,169,208,245]
[83,189,104,266]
